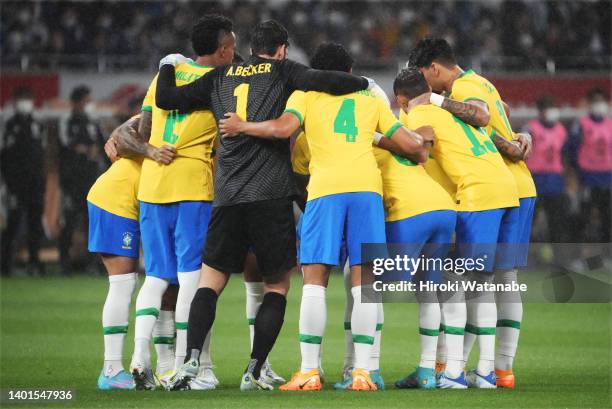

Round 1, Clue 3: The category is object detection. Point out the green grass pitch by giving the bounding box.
[1,274,610,408]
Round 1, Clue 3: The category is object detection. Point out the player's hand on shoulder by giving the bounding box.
[149,144,176,165]
[104,136,120,163]
[159,54,193,69]
[219,113,244,138]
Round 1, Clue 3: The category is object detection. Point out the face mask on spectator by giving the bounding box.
[16,99,34,114]
[589,101,608,117]
[544,108,560,123]
[84,102,96,116]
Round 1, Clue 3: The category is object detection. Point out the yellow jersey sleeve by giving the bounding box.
[141,74,157,112]
[377,98,402,138]
[292,132,310,175]
[284,90,307,126]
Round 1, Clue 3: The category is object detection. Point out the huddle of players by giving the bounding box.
[87,14,535,392]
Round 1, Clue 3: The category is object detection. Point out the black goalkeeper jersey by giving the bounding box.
[156,56,368,206]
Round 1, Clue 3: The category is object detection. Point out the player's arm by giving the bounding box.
[219,112,300,140]
[491,132,525,162]
[155,57,214,112]
[114,117,176,164]
[430,92,490,127]
[293,172,309,212]
[283,59,368,95]
[378,125,431,164]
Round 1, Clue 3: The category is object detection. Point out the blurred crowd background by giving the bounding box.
[1,0,611,276]
[2,0,611,71]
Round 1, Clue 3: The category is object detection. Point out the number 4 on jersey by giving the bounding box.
[334,98,358,143]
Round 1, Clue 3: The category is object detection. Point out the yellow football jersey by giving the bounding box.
[450,69,536,198]
[405,104,519,212]
[87,158,142,220]
[138,61,217,203]
[399,109,457,200]
[373,146,455,222]
[292,132,310,176]
[284,90,401,201]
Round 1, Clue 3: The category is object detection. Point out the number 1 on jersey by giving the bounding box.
[234,83,249,120]
[334,98,358,143]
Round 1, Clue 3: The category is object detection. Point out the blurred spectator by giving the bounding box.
[524,96,569,250]
[0,87,46,276]
[58,85,104,274]
[568,88,612,243]
[1,0,610,71]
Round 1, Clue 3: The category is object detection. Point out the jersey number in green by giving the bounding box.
[162,111,187,144]
[333,99,358,143]
[452,116,497,157]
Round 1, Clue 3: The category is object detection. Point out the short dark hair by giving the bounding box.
[250,20,289,56]
[393,67,430,99]
[408,38,456,68]
[70,85,91,103]
[191,14,233,56]
[14,86,33,99]
[536,95,554,111]
[586,87,606,102]
[310,42,354,73]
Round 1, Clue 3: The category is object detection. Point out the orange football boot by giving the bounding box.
[495,368,515,389]
[349,368,378,391]
[279,369,322,391]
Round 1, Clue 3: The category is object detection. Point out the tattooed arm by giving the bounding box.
[492,133,525,162]
[438,96,490,128]
[115,113,176,164]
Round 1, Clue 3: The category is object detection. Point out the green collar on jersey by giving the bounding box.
[457,69,475,79]
[187,61,214,69]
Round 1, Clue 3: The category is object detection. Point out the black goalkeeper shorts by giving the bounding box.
[202,198,297,281]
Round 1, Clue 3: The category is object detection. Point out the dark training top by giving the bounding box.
[156,55,368,206]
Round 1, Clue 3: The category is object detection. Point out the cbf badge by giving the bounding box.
[122,232,133,250]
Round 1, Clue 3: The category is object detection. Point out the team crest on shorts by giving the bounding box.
[122,232,133,250]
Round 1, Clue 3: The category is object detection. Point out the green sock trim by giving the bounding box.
[497,319,521,329]
[175,322,188,330]
[352,334,375,345]
[344,321,351,330]
[153,336,175,345]
[442,325,465,335]
[376,323,384,331]
[419,327,440,337]
[136,307,159,318]
[247,318,256,325]
[465,324,496,335]
[299,334,323,344]
[439,323,445,332]
[103,325,128,335]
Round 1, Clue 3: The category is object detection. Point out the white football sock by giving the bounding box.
[175,270,200,368]
[299,284,326,372]
[440,288,466,379]
[369,303,384,371]
[351,286,377,371]
[132,276,169,368]
[495,269,522,370]
[152,309,175,375]
[342,263,354,371]
[200,328,213,367]
[418,301,440,369]
[245,281,264,350]
[465,273,496,375]
[102,273,137,377]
